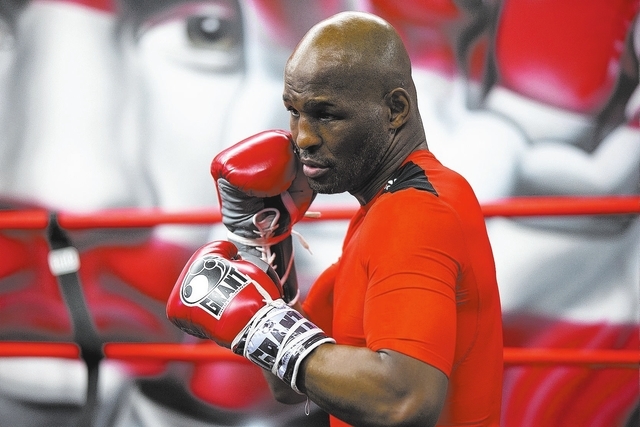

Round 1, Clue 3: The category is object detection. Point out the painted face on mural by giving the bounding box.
[0,0,284,240]
[0,0,267,349]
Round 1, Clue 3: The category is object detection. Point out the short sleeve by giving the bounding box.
[361,190,466,376]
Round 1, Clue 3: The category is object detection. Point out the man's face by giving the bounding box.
[283,63,391,195]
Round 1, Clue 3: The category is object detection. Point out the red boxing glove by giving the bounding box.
[212,130,303,198]
[166,240,335,393]
[211,130,315,305]
[166,240,283,347]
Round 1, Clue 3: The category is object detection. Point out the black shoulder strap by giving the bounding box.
[382,161,438,196]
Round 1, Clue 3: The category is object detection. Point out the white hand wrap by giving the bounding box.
[231,299,334,394]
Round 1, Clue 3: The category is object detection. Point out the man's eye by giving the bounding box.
[288,108,300,118]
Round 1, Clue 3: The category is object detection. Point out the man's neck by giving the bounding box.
[351,130,428,206]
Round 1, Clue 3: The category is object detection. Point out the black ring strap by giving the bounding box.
[46,212,103,427]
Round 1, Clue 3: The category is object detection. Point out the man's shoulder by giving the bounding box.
[382,160,438,196]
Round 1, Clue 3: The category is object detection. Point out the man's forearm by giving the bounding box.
[262,368,307,404]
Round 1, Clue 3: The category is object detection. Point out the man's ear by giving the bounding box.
[385,88,411,129]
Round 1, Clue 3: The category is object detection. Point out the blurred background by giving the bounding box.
[0,0,638,426]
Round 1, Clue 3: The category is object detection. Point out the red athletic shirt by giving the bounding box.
[303,150,503,426]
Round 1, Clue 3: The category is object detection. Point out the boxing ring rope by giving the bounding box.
[1,195,639,368]
[0,341,637,368]
[1,195,638,229]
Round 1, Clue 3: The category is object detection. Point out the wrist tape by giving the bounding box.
[231,299,334,394]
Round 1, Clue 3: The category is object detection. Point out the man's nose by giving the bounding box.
[294,116,321,151]
[0,2,147,211]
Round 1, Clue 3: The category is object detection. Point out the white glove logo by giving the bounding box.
[180,255,251,319]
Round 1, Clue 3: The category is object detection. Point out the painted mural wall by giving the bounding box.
[0,0,638,426]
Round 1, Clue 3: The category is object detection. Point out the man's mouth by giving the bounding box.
[303,164,329,179]
[300,159,329,179]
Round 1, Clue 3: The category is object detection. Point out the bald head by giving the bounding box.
[282,12,428,203]
[286,11,415,97]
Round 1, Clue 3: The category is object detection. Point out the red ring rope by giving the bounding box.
[0,342,636,367]
[0,196,638,229]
